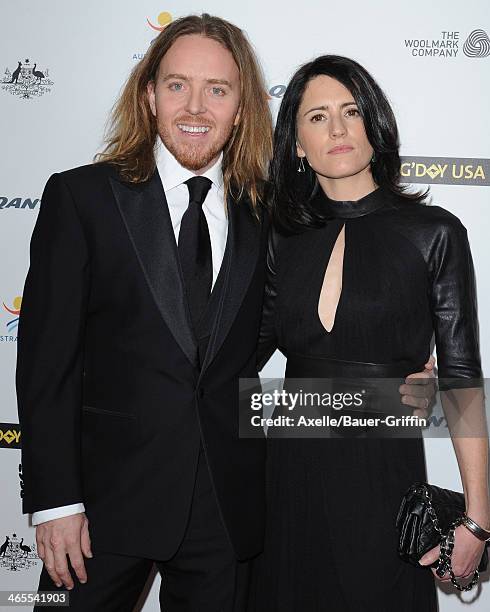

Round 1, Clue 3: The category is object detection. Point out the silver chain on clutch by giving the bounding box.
[423,487,480,592]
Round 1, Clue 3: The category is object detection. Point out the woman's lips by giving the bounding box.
[328,145,353,154]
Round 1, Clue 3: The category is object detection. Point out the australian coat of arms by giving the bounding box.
[2,59,53,99]
[0,533,39,572]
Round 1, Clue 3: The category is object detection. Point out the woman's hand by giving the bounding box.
[419,524,486,581]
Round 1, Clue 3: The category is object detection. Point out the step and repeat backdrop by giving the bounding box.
[1,0,489,609]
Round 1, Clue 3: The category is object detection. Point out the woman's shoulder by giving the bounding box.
[386,194,468,237]
[380,194,472,268]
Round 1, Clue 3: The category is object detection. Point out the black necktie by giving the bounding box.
[178,176,213,329]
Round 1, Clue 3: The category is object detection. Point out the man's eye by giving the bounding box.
[169,82,184,91]
[211,87,225,96]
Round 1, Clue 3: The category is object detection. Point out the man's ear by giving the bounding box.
[147,81,157,117]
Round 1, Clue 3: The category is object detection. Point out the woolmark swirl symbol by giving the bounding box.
[463,29,490,58]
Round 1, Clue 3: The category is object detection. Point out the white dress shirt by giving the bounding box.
[31,139,228,525]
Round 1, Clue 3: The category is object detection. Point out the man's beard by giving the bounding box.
[158,118,235,172]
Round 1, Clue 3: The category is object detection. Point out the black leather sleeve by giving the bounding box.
[16,173,90,513]
[256,227,280,371]
[428,216,483,385]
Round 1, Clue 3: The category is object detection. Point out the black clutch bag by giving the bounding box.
[396,483,489,592]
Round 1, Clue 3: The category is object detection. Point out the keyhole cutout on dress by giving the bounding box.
[318,224,345,333]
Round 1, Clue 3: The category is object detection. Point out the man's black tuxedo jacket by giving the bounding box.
[16,162,268,561]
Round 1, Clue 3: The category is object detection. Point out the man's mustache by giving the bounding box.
[174,116,215,128]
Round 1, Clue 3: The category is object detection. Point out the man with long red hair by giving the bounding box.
[18,14,272,611]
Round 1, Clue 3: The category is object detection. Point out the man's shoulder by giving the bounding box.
[56,161,120,185]
[42,163,125,215]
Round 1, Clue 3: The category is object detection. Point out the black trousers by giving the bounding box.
[35,449,251,611]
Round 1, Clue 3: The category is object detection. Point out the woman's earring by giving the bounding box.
[297,157,306,173]
[371,152,376,164]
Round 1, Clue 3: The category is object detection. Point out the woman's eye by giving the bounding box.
[311,114,326,122]
[345,108,360,117]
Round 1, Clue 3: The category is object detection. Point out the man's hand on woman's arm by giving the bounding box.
[399,355,437,418]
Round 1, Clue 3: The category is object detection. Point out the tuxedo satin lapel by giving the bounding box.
[110,171,198,367]
[200,194,261,374]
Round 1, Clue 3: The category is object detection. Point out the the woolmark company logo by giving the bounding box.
[463,29,490,57]
[2,59,53,99]
[0,533,39,573]
[400,157,489,186]
[404,29,490,58]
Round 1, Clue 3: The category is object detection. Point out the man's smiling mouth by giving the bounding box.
[177,124,211,133]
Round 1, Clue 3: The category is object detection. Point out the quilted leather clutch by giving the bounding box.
[396,483,489,591]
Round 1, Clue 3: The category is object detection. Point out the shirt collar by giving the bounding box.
[156,136,223,192]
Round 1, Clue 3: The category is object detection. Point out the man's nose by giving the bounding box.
[185,86,206,115]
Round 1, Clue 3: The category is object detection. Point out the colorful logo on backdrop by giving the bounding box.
[0,424,21,449]
[2,296,21,342]
[1,59,53,99]
[133,11,173,60]
[0,533,39,573]
[404,29,490,58]
[147,11,173,32]
[400,157,490,186]
[0,196,40,211]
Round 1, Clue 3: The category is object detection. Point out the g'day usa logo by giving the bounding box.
[0,532,39,573]
[2,59,54,99]
[400,156,490,186]
[0,423,21,449]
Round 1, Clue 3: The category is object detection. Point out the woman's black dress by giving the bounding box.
[250,187,482,611]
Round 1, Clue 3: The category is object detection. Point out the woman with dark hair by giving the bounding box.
[251,56,489,610]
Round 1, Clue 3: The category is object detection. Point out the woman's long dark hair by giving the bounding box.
[270,55,427,233]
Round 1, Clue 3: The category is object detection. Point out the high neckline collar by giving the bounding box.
[313,185,387,219]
